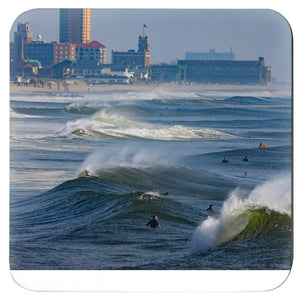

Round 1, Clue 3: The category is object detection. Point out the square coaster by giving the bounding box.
[9,8,292,292]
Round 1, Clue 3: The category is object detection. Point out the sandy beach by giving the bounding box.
[10,79,290,96]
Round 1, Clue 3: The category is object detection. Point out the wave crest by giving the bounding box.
[191,175,292,254]
[59,109,233,141]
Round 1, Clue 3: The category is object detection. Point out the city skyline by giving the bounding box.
[10,9,292,83]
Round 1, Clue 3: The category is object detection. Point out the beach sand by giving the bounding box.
[10,79,290,96]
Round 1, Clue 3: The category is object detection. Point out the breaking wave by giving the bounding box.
[59,109,234,141]
[191,175,292,254]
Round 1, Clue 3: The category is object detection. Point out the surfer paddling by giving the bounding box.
[258,143,266,149]
[146,215,161,228]
[243,155,249,162]
[207,204,214,212]
[221,156,229,163]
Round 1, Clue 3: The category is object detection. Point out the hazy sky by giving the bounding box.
[11,9,292,83]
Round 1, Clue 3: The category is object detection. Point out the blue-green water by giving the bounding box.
[10,86,292,270]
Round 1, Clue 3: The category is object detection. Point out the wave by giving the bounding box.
[59,109,234,141]
[65,103,151,116]
[88,88,202,102]
[10,99,70,112]
[75,144,239,200]
[191,175,292,254]
[10,176,132,241]
[11,106,64,117]
[223,96,274,105]
[10,175,199,243]
[65,103,100,115]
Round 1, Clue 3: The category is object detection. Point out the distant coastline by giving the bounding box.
[10,80,291,96]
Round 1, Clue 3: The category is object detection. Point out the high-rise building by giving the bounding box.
[59,9,91,44]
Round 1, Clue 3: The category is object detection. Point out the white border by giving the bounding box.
[3,0,299,297]
[10,270,290,292]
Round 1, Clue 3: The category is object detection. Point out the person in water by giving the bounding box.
[221,156,229,163]
[258,143,266,149]
[207,204,214,212]
[146,215,161,228]
[243,155,249,162]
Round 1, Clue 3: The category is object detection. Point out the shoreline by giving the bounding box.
[10,80,291,96]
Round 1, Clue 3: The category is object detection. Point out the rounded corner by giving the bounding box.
[9,9,38,35]
[264,269,292,292]
[10,270,38,292]
[265,8,293,39]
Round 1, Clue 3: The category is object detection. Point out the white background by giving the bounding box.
[2,0,298,298]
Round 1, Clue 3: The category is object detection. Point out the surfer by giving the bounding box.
[258,143,266,149]
[146,215,161,228]
[80,169,89,177]
[207,204,214,212]
[221,156,229,163]
[243,155,249,162]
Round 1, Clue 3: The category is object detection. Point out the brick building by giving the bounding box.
[76,41,106,65]
[112,35,150,68]
[53,43,76,64]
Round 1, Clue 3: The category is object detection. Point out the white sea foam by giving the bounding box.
[76,144,176,177]
[82,88,201,102]
[59,109,233,141]
[190,175,292,254]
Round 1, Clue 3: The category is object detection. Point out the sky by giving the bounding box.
[11,8,292,83]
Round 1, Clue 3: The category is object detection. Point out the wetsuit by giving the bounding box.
[221,159,229,163]
[146,219,160,228]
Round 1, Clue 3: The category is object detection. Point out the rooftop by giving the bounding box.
[76,41,106,48]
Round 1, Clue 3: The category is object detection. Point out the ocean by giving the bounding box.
[10,86,292,270]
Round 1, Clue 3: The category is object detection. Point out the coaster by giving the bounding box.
[10,8,292,292]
